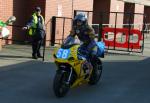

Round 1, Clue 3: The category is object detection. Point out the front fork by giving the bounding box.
[59,65,73,85]
[66,67,73,85]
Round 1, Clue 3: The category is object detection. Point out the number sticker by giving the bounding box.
[56,49,70,59]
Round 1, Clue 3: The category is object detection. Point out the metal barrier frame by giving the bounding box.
[51,16,72,46]
[73,10,145,53]
[0,25,46,61]
[1,11,146,62]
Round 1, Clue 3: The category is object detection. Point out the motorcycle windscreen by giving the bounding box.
[96,42,105,58]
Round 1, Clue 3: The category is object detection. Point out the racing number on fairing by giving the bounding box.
[62,50,69,58]
[56,48,70,59]
[56,49,62,58]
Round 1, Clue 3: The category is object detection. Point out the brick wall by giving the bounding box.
[134,4,144,30]
[46,0,93,18]
[0,0,13,45]
[0,0,46,44]
[13,0,46,42]
[110,0,124,28]
[45,0,57,46]
[45,0,93,46]
[0,0,147,47]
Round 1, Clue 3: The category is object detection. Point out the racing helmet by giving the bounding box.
[73,13,87,26]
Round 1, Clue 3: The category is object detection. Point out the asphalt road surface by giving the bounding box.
[0,57,150,103]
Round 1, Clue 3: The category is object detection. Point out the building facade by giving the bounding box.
[0,0,150,47]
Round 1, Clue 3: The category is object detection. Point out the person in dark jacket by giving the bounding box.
[22,7,45,59]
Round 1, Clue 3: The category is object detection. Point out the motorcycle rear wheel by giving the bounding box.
[88,60,102,85]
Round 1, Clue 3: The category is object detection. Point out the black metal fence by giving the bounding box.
[0,10,147,62]
[73,10,146,53]
[51,16,72,46]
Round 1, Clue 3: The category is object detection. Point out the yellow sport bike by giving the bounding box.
[53,40,105,97]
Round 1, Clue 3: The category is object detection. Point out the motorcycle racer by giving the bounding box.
[63,13,97,72]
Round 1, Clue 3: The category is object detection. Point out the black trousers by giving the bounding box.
[32,38,43,56]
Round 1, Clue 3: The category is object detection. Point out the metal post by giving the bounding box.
[128,13,132,52]
[62,18,65,43]
[74,10,77,18]
[141,14,146,53]
[114,12,118,50]
[42,35,46,61]
[51,16,56,46]
[98,12,103,41]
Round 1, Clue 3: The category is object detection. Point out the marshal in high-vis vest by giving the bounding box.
[22,6,45,59]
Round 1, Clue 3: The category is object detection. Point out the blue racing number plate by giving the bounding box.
[56,48,70,59]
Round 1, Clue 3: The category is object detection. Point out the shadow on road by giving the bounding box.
[0,54,32,59]
[0,58,150,103]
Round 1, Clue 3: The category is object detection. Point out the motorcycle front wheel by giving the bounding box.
[53,70,70,97]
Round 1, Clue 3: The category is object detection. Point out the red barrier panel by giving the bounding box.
[129,29,143,49]
[102,27,143,49]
